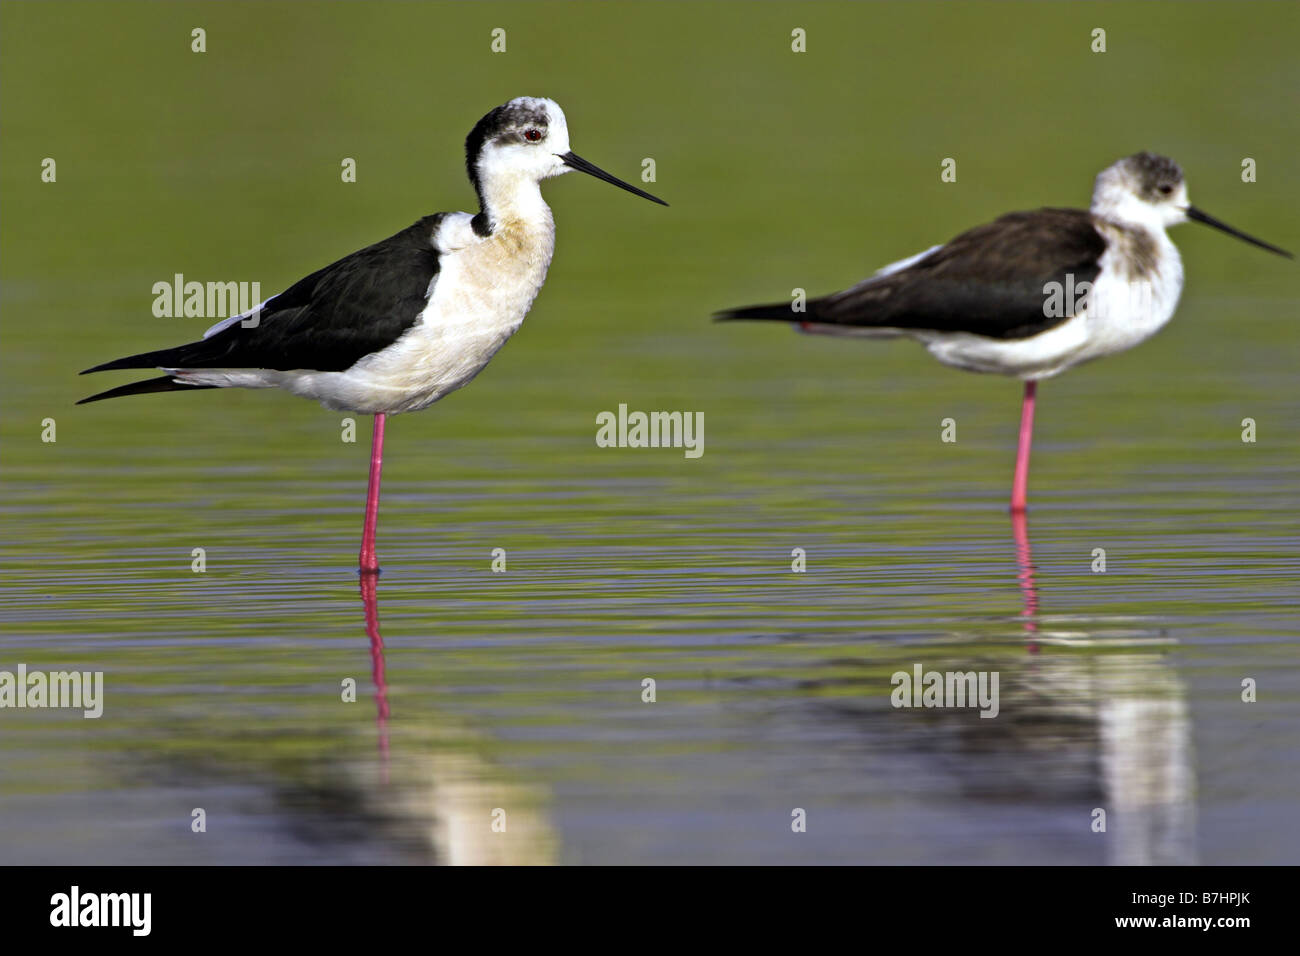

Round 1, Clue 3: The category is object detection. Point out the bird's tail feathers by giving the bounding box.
[77,375,217,405]
[714,300,910,339]
[712,302,806,323]
[80,345,194,375]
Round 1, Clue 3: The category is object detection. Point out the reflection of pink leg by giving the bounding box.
[359,413,386,574]
[1010,381,1037,514]
[1011,509,1038,643]
[360,571,391,781]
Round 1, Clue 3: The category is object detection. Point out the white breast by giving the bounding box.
[1076,226,1183,366]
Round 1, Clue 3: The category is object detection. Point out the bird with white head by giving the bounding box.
[79,96,667,572]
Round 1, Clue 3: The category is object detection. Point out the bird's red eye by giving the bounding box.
[524,128,543,142]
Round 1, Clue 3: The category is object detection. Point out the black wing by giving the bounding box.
[717,208,1107,341]
[83,214,445,377]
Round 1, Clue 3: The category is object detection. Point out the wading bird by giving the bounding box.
[716,153,1289,511]
[80,97,667,571]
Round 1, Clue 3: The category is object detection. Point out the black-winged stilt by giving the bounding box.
[716,152,1290,512]
[79,96,667,571]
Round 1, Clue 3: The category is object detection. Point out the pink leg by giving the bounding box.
[359,413,386,574]
[1010,380,1037,514]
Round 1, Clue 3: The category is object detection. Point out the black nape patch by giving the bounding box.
[471,212,492,237]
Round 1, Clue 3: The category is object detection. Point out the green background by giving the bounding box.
[1,1,1297,864]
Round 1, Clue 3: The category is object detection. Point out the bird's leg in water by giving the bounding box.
[359,413,386,574]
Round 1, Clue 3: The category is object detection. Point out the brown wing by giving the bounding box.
[717,208,1107,341]
[814,208,1106,339]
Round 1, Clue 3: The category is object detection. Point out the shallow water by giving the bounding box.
[2,1,1298,865]
[3,383,1298,864]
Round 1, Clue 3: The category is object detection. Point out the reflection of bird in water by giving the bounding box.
[1011,510,1194,863]
[805,644,1196,864]
[1012,512,1195,861]
[355,569,558,865]
[1096,657,1195,866]
[793,515,1196,864]
[361,572,391,780]
[1012,511,1039,648]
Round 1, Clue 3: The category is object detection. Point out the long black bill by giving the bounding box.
[1186,206,1292,258]
[560,151,668,206]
